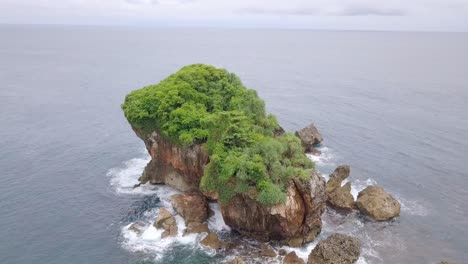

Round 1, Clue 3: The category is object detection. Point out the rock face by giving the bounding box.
[221,172,326,245]
[295,123,323,152]
[284,251,305,264]
[171,192,209,224]
[355,186,400,221]
[200,232,224,250]
[132,127,327,244]
[134,128,209,191]
[308,233,361,264]
[184,222,209,235]
[325,165,355,210]
[153,208,178,238]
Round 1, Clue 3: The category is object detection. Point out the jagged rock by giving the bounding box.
[355,186,400,221]
[128,222,145,235]
[153,208,178,238]
[308,233,361,264]
[325,166,355,210]
[279,248,288,256]
[171,192,209,224]
[232,257,246,264]
[184,222,209,235]
[221,171,326,244]
[295,123,323,152]
[200,232,224,250]
[260,244,277,257]
[284,251,305,264]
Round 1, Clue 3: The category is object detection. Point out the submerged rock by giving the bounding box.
[325,165,355,210]
[355,186,400,221]
[184,222,209,235]
[295,123,323,152]
[307,233,361,264]
[153,208,178,238]
[220,171,326,244]
[284,251,305,264]
[171,192,209,224]
[128,221,146,235]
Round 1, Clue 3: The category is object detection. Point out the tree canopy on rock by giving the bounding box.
[122,64,313,205]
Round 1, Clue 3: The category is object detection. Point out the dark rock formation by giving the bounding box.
[184,222,209,235]
[220,172,326,245]
[325,165,355,210]
[284,251,305,264]
[355,186,400,221]
[171,192,209,224]
[134,128,209,192]
[153,208,178,238]
[295,123,323,153]
[308,233,361,264]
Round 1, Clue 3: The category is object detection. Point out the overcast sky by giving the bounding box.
[1,0,467,31]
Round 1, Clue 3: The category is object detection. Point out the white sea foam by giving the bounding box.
[208,202,231,232]
[307,146,335,167]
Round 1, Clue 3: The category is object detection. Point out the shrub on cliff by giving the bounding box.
[122,64,313,205]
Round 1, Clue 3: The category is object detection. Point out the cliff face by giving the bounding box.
[133,126,326,245]
[134,127,209,192]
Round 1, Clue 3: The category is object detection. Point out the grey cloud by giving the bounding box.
[337,7,406,16]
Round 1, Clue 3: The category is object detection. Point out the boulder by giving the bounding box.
[307,233,361,264]
[171,192,209,224]
[260,244,277,257]
[355,186,400,221]
[153,208,178,238]
[232,257,246,264]
[184,222,210,235]
[279,248,288,256]
[284,251,305,264]
[295,123,323,152]
[325,166,355,210]
[128,222,146,235]
[220,171,326,244]
[200,232,224,250]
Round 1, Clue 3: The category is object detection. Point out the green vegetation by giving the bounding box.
[122,64,314,205]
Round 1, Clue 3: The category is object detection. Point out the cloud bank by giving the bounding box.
[0,0,467,31]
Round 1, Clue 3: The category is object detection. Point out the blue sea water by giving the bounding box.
[0,25,467,263]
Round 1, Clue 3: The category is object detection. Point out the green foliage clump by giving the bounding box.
[122,64,314,206]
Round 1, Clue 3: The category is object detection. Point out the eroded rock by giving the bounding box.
[260,244,277,257]
[184,222,209,235]
[200,232,224,250]
[171,192,209,224]
[128,222,146,235]
[307,233,361,264]
[284,251,305,264]
[355,186,400,221]
[325,165,355,210]
[295,123,323,152]
[232,257,246,264]
[153,208,178,238]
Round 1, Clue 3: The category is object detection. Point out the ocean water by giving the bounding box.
[0,25,467,264]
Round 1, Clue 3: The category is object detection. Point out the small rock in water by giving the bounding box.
[355,185,400,221]
[308,233,361,264]
[153,208,178,238]
[184,222,209,235]
[284,251,305,264]
[201,232,223,250]
[279,248,288,256]
[295,123,324,149]
[128,221,145,235]
[325,165,355,210]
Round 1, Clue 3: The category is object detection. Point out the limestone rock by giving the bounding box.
[200,232,224,250]
[171,192,209,224]
[184,222,209,235]
[295,123,323,152]
[220,171,326,244]
[260,243,277,257]
[284,251,305,264]
[356,186,400,221]
[308,233,361,264]
[325,166,355,210]
[153,208,178,238]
